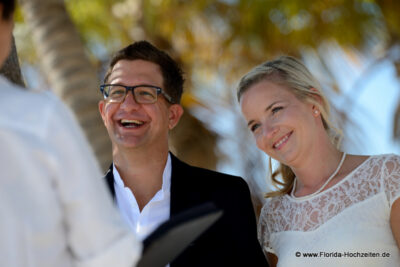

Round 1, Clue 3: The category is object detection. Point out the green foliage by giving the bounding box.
[65,0,137,58]
[16,0,399,95]
[14,0,400,175]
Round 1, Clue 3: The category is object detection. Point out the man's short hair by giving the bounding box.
[0,0,15,20]
[104,40,184,104]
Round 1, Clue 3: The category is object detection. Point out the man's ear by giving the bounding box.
[98,100,106,124]
[168,104,184,130]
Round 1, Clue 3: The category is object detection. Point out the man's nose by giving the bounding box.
[120,91,140,110]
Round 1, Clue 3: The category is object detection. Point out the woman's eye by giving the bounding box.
[271,106,283,114]
[250,123,260,132]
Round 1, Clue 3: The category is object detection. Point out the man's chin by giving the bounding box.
[113,137,146,150]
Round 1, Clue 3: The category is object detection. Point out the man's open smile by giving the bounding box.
[119,119,145,128]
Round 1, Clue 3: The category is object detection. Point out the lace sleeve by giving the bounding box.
[382,154,400,207]
[257,201,275,254]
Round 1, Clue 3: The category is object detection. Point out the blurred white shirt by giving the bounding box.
[0,75,141,267]
[113,154,171,241]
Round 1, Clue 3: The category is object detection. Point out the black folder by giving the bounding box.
[136,202,223,267]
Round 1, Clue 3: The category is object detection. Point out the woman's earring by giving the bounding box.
[314,110,319,116]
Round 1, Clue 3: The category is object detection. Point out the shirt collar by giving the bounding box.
[112,153,172,196]
[161,153,172,194]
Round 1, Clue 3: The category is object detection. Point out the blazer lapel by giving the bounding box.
[169,153,203,216]
[104,164,116,199]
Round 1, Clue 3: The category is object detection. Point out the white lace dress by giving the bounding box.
[258,154,400,267]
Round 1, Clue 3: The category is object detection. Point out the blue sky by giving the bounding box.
[329,54,400,155]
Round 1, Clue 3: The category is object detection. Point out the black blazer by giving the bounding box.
[105,153,268,267]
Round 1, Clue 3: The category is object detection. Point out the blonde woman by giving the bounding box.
[237,56,400,267]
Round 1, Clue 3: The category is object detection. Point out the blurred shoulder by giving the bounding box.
[0,75,59,110]
[0,76,71,137]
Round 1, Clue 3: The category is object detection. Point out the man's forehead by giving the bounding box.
[111,59,161,75]
[109,59,163,84]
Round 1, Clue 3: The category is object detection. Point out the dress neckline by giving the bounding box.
[290,152,347,200]
[286,154,373,202]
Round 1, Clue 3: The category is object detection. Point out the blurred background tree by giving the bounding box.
[12,0,400,213]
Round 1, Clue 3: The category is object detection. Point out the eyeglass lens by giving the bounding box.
[106,85,158,103]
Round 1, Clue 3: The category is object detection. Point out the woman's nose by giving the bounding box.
[263,123,279,140]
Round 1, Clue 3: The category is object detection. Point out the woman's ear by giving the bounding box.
[310,87,323,105]
[309,88,323,117]
[312,106,320,117]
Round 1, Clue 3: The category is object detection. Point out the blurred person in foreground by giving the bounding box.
[98,40,268,266]
[238,55,400,267]
[0,0,141,266]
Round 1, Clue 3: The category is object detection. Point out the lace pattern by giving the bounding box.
[258,154,400,252]
[382,155,400,206]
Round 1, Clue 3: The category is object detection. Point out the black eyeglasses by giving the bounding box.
[100,84,174,104]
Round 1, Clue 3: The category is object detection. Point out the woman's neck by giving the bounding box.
[290,139,343,197]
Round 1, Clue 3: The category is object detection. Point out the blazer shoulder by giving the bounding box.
[171,153,248,190]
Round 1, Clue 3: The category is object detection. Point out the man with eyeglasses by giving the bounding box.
[98,41,268,267]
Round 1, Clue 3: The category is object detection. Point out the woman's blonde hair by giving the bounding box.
[237,56,341,198]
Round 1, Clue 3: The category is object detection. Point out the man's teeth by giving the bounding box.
[121,119,144,127]
[274,134,289,148]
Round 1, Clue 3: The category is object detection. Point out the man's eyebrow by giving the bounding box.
[246,101,282,127]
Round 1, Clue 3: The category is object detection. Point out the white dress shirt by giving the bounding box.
[0,75,141,267]
[114,153,171,241]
